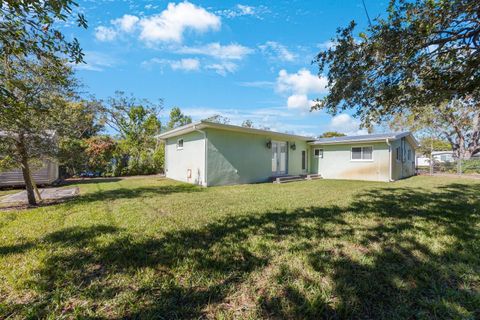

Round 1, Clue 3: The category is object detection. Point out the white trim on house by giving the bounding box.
[350,145,374,162]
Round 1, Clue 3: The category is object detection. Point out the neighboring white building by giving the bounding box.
[0,159,59,187]
[416,151,455,167]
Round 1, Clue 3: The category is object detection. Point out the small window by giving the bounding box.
[352,147,362,160]
[396,147,401,161]
[314,148,324,158]
[351,146,373,161]
[176,138,184,150]
[407,149,411,161]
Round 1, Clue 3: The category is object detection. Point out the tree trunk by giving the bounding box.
[17,139,37,206]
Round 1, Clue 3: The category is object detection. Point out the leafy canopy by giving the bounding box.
[319,131,346,138]
[167,107,192,129]
[313,0,480,158]
[313,0,480,125]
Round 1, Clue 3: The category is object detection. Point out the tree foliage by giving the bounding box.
[241,119,254,128]
[417,137,452,156]
[204,115,230,124]
[0,0,87,99]
[84,136,117,172]
[57,101,104,175]
[0,58,80,204]
[0,0,87,205]
[101,92,163,175]
[314,0,480,158]
[167,107,192,129]
[319,131,346,138]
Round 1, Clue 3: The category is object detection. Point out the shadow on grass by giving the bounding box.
[1,182,479,318]
[61,177,123,185]
[78,183,204,202]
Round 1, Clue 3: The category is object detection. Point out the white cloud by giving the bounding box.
[112,14,139,32]
[237,4,255,16]
[94,26,118,41]
[139,2,220,43]
[94,2,220,44]
[237,81,275,88]
[276,68,328,94]
[73,51,120,71]
[286,94,315,110]
[217,4,268,18]
[329,114,368,135]
[177,42,253,60]
[275,68,328,111]
[205,61,238,76]
[259,41,297,62]
[142,57,200,72]
[171,58,200,71]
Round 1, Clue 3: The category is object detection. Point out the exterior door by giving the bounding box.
[301,150,307,173]
[272,141,287,175]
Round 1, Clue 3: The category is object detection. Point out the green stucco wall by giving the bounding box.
[390,138,416,180]
[205,128,308,186]
[310,142,391,181]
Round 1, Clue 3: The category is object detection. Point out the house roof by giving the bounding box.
[309,131,419,146]
[157,121,419,147]
[156,120,314,141]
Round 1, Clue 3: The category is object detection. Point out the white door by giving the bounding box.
[272,141,287,175]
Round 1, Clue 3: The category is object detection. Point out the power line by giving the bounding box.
[361,0,372,26]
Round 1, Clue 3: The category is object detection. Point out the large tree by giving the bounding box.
[102,92,163,175]
[313,0,480,158]
[57,101,104,176]
[0,0,87,205]
[0,58,79,205]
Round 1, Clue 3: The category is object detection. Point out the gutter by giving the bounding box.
[194,125,208,187]
[386,138,394,182]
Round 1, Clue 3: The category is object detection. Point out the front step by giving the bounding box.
[306,174,322,180]
[273,175,303,184]
[272,174,322,184]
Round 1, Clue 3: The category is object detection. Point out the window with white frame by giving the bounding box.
[351,146,373,161]
[176,138,184,150]
[314,148,324,158]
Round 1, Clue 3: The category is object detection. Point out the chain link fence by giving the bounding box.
[416,158,480,177]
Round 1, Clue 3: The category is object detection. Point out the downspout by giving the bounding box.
[194,125,208,186]
[386,138,394,182]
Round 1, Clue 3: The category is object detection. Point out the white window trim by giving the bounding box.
[176,138,184,150]
[314,148,324,158]
[350,145,374,162]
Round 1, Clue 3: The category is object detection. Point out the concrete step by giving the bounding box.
[272,174,323,184]
[272,175,303,184]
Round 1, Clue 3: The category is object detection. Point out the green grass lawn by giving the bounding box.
[0,176,479,319]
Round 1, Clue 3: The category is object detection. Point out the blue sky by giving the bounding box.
[64,0,389,137]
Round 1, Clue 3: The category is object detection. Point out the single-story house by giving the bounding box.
[0,159,59,187]
[157,121,419,186]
